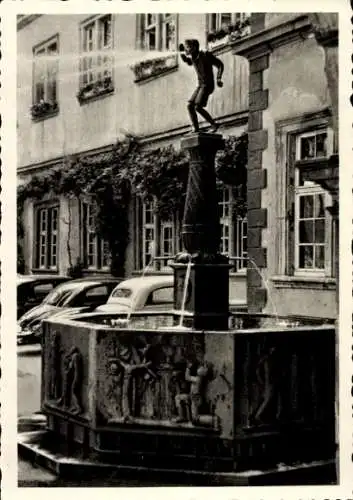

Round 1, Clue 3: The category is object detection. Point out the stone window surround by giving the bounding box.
[273,108,336,288]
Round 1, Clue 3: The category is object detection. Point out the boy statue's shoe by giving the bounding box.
[208,123,220,133]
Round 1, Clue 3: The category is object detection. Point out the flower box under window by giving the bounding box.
[77,76,114,103]
[131,54,178,83]
[30,100,59,120]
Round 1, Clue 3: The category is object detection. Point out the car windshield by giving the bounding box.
[43,282,83,306]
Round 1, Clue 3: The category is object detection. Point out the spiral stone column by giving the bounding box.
[172,132,230,331]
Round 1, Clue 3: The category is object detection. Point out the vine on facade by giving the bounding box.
[17,133,248,274]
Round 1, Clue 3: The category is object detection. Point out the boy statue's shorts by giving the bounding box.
[189,85,213,107]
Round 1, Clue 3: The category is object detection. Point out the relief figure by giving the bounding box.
[57,346,83,415]
[174,361,211,425]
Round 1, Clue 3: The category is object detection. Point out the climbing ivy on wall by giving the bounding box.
[17,132,248,275]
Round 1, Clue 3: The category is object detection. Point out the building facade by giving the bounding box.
[17,13,338,318]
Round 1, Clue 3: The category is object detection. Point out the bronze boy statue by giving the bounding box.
[179,39,224,133]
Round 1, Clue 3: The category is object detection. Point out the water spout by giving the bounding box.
[178,254,192,328]
[247,258,279,321]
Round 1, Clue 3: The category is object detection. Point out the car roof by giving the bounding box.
[68,276,123,284]
[115,275,174,291]
[53,277,122,292]
[17,274,70,284]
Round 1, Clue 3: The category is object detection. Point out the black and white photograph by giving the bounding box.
[1,3,350,492]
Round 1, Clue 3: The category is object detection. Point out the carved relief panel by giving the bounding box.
[96,330,216,427]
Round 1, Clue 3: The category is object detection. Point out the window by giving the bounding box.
[34,205,59,270]
[218,186,247,272]
[79,15,113,94]
[140,14,177,51]
[206,13,250,48]
[71,285,111,308]
[134,192,246,273]
[32,37,59,118]
[81,201,110,270]
[133,14,178,82]
[146,286,174,306]
[135,197,179,271]
[208,13,249,32]
[293,129,334,276]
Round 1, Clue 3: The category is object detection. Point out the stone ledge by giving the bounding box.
[272,275,336,290]
[18,431,336,486]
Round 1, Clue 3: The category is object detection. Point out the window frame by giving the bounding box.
[33,203,60,271]
[80,200,110,271]
[140,13,177,52]
[218,185,248,274]
[31,35,59,120]
[274,110,335,282]
[293,128,333,277]
[208,13,247,32]
[134,196,180,272]
[78,14,114,100]
[206,12,250,49]
[133,14,178,83]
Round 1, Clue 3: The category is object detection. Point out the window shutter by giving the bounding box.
[136,14,145,50]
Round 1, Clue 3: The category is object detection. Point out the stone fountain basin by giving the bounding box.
[40,312,336,472]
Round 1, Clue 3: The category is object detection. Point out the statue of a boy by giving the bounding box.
[179,39,224,133]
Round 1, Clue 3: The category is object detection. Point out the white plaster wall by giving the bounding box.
[18,14,249,168]
[260,36,336,319]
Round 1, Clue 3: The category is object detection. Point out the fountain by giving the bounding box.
[19,132,336,485]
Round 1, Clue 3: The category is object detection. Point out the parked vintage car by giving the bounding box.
[95,274,247,316]
[95,275,175,314]
[17,274,71,318]
[17,277,123,344]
